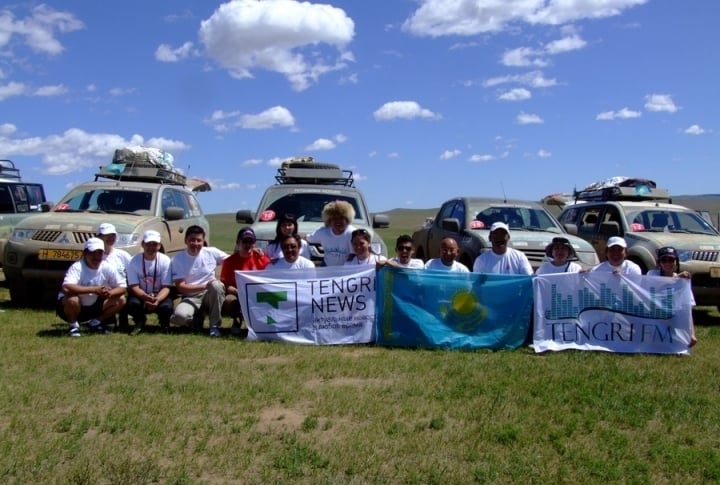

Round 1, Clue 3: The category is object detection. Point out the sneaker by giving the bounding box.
[88,319,111,335]
[230,319,242,336]
[68,324,81,337]
[209,327,221,338]
[130,324,144,336]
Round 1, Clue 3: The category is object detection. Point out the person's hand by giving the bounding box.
[98,286,112,297]
[678,270,692,279]
[250,247,263,256]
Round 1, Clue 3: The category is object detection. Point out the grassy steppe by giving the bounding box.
[0,210,719,484]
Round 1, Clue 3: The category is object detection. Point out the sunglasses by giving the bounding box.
[397,246,413,251]
[659,257,676,263]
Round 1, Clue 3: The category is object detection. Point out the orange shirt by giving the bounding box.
[220,251,270,288]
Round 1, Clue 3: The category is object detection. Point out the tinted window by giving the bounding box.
[260,192,365,224]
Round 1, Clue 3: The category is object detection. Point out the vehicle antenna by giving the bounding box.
[501,181,507,203]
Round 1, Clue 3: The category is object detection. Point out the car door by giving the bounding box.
[427,200,460,258]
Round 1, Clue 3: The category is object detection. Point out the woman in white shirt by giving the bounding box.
[536,237,583,275]
[345,228,385,266]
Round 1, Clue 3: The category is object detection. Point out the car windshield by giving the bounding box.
[54,188,153,214]
[257,192,367,225]
[625,209,718,235]
[470,204,560,231]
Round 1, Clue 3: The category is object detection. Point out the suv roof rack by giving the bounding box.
[95,162,187,186]
[0,159,22,181]
[275,157,354,186]
[574,185,671,202]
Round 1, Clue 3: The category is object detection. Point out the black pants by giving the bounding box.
[126,295,173,327]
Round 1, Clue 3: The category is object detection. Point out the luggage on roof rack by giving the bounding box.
[574,177,670,202]
[95,163,187,186]
[275,156,354,186]
[0,159,22,181]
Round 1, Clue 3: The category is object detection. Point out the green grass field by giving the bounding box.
[1,211,719,483]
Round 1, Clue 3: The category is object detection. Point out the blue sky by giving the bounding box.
[0,0,717,215]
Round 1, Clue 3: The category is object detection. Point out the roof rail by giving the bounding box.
[95,163,187,186]
[0,159,22,181]
[574,185,671,202]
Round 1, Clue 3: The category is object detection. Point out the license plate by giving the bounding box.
[711,267,720,278]
[38,249,84,261]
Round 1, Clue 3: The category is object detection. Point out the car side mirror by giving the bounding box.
[165,206,185,221]
[40,202,53,213]
[441,218,461,233]
[236,209,254,224]
[373,214,389,229]
[563,223,578,235]
[600,221,620,236]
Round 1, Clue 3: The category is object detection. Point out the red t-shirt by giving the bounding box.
[220,251,270,288]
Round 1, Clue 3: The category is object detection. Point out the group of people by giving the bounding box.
[57,200,696,346]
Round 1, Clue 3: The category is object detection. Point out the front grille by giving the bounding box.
[690,250,720,262]
[522,249,547,263]
[30,230,95,244]
[32,230,62,242]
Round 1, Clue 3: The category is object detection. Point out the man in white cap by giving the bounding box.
[472,222,533,275]
[97,222,132,329]
[125,230,174,334]
[56,237,127,337]
[591,236,642,275]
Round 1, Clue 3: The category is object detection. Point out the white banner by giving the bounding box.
[235,265,376,345]
[533,272,694,355]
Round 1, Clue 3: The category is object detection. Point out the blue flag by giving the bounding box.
[375,267,533,350]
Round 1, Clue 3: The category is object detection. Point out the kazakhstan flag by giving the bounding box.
[375,267,533,350]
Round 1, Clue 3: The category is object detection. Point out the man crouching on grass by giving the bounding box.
[57,237,127,337]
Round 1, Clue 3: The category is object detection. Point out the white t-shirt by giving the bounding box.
[424,258,470,273]
[127,252,172,294]
[268,256,316,270]
[536,260,583,275]
[472,248,533,275]
[307,225,356,266]
[591,260,642,275]
[60,259,127,306]
[266,239,311,261]
[389,256,424,269]
[171,246,228,296]
[344,253,386,266]
[103,248,132,279]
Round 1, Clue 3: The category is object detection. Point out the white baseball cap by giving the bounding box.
[143,230,162,244]
[490,221,510,233]
[607,236,627,248]
[97,223,117,235]
[84,237,105,252]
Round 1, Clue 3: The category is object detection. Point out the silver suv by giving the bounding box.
[235,158,389,261]
[3,163,210,306]
[557,184,720,308]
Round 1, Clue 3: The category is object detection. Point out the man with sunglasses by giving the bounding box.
[220,227,271,336]
[384,234,423,269]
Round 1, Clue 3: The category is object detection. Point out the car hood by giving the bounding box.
[627,231,720,250]
[251,220,384,251]
[14,212,155,234]
[471,229,595,253]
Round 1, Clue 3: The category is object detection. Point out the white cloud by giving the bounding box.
[596,107,642,120]
[205,106,295,132]
[0,123,17,136]
[0,4,84,56]
[484,70,557,88]
[242,158,263,166]
[402,0,646,36]
[155,42,196,62]
[469,154,494,162]
[516,112,544,124]
[537,149,552,158]
[440,149,461,160]
[306,138,336,151]
[544,34,587,54]
[33,84,67,96]
[645,94,679,113]
[498,88,531,101]
[334,134,348,143]
[684,124,706,135]
[501,47,547,67]
[197,0,355,91]
[373,101,441,121]
[0,82,28,100]
[109,87,136,97]
[0,128,189,175]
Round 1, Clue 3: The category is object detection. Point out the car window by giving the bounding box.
[626,209,718,235]
[259,192,366,224]
[0,184,16,213]
[472,205,559,231]
[56,188,152,213]
[450,201,466,230]
[436,201,458,227]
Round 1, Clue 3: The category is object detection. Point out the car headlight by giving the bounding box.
[677,250,693,263]
[114,232,140,248]
[10,229,35,241]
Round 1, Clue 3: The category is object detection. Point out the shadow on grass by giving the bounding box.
[692,306,720,326]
